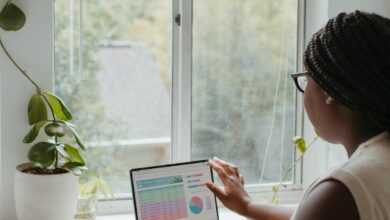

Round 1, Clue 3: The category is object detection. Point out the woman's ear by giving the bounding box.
[323,91,335,105]
[326,96,334,105]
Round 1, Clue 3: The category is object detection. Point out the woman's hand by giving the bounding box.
[206,158,252,216]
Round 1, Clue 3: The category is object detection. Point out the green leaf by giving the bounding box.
[79,178,99,196]
[97,178,113,197]
[293,136,307,155]
[54,121,86,150]
[58,120,75,128]
[64,144,85,165]
[55,144,69,158]
[271,185,280,204]
[28,94,48,125]
[0,3,26,31]
[68,126,86,150]
[63,162,86,176]
[44,122,65,137]
[79,177,113,198]
[63,162,85,169]
[28,142,56,167]
[271,195,280,204]
[23,121,47,143]
[43,92,72,121]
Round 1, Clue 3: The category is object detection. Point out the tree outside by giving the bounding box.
[55,0,297,195]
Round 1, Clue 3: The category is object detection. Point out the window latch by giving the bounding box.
[175,14,181,26]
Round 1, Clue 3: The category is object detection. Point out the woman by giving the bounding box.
[206,11,390,220]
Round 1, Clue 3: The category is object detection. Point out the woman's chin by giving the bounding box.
[314,127,341,144]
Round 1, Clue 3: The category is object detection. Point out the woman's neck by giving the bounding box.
[342,128,383,157]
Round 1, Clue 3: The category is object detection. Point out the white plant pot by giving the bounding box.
[14,163,79,220]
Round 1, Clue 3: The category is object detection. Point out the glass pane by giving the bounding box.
[192,0,298,184]
[55,0,171,196]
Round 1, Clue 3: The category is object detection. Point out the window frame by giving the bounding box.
[171,0,192,162]
[98,0,308,215]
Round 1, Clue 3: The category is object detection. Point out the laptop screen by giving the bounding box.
[130,160,219,220]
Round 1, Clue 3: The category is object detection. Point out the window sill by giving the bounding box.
[96,209,246,220]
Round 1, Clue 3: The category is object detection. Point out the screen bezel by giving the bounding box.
[130,159,219,220]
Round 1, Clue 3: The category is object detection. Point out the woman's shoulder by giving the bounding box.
[292,133,390,220]
[301,133,390,220]
[340,132,390,177]
[292,179,359,220]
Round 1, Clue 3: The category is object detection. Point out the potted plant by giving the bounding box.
[0,1,87,220]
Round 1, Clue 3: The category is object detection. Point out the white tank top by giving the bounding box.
[291,132,390,220]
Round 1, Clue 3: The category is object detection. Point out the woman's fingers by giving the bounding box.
[206,182,226,199]
[240,175,245,185]
[212,157,240,177]
[208,160,231,184]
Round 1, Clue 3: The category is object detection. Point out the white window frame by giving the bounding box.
[171,0,192,162]
[100,0,308,214]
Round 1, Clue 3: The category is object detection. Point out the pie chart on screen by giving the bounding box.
[189,196,203,214]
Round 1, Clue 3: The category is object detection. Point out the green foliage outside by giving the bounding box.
[55,0,298,194]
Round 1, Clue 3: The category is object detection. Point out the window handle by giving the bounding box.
[175,14,181,26]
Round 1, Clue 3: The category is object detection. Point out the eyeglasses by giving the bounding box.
[290,71,309,93]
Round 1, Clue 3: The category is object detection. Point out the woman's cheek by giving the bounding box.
[303,80,321,129]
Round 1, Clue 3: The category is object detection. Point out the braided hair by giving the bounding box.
[304,10,390,132]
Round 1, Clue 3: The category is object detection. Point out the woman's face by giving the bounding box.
[304,77,343,143]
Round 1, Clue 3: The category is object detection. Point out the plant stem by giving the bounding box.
[0,37,42,93]
[54,136,59,169]
[272,136,319,203]
[0,36,61,169]
[281,136,319,182]
[0,37,57,121]
[40,94,58,168]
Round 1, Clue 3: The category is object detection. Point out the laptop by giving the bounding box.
[130,160,219,220]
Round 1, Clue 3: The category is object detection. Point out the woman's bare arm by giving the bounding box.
[293,180,359,220]
[244,203,294,220]
[206,158,294,220]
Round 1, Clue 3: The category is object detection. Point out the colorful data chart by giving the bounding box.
[137,177,188,220]
[189,196,204,214]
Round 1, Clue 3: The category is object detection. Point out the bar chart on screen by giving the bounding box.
[137,177,188,220]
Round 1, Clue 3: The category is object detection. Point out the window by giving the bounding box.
[55,0,299,205]
[192,0,298,184]
[55,0,172,196]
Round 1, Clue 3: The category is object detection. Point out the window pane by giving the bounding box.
[192,0,298,184]
[55,0,171,196]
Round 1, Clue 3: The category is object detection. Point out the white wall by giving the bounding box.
[329,0,390,17]
[0,0,53,219]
